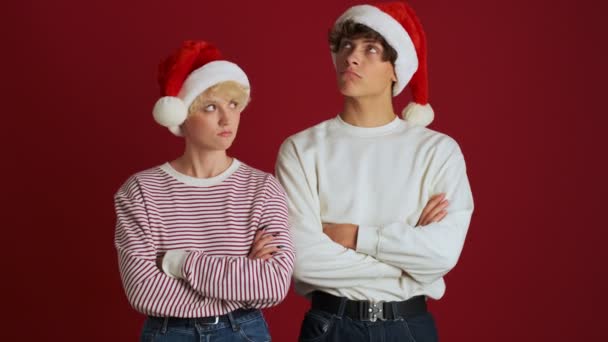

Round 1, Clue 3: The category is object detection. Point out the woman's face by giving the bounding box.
[181,91,244,152]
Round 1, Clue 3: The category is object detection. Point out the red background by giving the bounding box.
[3,0,607,340]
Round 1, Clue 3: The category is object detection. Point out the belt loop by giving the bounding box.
[359,301,365,321]
[391,302,400,320]
[337,297,347,318]
[161,317,169,334]
[227,311,240,332]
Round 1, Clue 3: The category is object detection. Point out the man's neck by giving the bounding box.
[340,94,396,127]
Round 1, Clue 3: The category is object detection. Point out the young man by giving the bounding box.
[275,2,474,341]
[115,41,294,341]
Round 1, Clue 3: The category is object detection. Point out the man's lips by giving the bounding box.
[340,69,362,78]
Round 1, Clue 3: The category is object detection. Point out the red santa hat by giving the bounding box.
[333,1,434,127]
[152,40,250,136]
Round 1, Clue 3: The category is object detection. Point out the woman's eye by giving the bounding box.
[229,101,238,109]
[204,104,216,112]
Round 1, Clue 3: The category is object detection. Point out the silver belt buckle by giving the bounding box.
[201,316,220,325]
[368,302,385,322]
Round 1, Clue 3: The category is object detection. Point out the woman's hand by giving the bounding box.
[248,227,280,260]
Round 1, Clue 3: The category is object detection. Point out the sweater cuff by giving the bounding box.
[356,225,380,257]
[162,250,189,279]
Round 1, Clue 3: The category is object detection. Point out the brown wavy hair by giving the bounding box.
[329,20,398,65]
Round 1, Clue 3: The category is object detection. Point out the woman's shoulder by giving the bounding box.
[115,164,168,198]
[235,161,284,194]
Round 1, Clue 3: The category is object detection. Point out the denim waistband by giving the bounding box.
[146,308,262,333]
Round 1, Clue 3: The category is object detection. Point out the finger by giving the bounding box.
[249,235,274,256]
[259,251,280,261]
[419,193,445,220]
[417,207,434,226]
[429,209,448,222]
[254,247,279,259]
[250,235,274,255]
[252,246,280,259]
[426,200,449,223]
[419,194,447,225]
[426,193,446,210]
[432,210,448,223]
[253,229,263,243]
[253,226,267,242]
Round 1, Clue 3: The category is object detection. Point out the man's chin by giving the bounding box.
[339,85,363,98]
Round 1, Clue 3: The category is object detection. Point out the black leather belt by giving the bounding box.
[311,291,427,322]
[148,308,258,326]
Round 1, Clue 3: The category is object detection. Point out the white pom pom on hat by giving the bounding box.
[153,41,250,136]
[153,96,188,129]
[332,1,435,127]
[402,102,434,127]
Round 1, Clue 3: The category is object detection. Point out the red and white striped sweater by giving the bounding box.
[114,159,294,317]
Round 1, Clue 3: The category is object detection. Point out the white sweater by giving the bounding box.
[275,115,474,302]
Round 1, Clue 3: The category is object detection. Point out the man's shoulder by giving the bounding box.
[282,117,337,145]
[406,125,462,154]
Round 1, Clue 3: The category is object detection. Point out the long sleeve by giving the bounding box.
[178,176,295,307]
[356,148,474,285]
[275,139,403,290]
[114,179,196,317]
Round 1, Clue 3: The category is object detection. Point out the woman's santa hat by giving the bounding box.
[152,40,250,136]
[333,1,434,127]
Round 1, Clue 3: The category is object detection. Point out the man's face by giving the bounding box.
[335,37,396,98]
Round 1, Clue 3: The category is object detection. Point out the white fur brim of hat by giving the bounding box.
[333,4,418,97]
[152,60,250,136]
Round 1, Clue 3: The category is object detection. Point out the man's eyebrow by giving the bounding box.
[361,39,383,45]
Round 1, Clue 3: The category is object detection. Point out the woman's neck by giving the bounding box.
[170,145,232,178]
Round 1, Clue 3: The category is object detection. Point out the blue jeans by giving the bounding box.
[298,308,438,342]
[140,309,271,342]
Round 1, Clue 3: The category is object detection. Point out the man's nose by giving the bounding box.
[345,50,360,66]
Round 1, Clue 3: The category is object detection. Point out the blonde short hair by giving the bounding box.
[188,81,250,115]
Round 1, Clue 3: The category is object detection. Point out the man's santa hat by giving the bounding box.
[333,1,434,127]
[152,40,250,136]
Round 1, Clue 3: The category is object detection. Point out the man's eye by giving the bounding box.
[368,46,378,53]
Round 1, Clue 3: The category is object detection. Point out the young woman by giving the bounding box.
[115,40,294,342]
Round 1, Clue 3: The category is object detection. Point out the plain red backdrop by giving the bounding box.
[2,0,607,340]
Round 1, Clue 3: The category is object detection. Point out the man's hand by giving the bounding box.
[248,227,280,260]
[322,223,358,249]
[416,193,449,227]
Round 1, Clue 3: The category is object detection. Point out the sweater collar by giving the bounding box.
[334,114,406,137]
[159,159,241,187]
